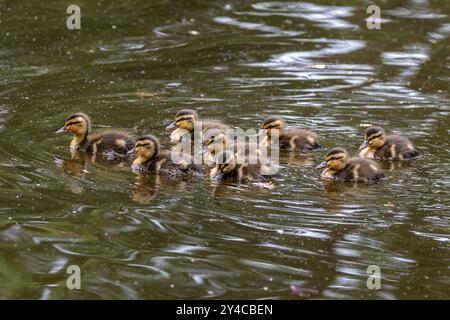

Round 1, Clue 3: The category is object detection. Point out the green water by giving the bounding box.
[0,0,448,299]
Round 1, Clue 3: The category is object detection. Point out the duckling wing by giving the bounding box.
[344,158,385,183]
[88,130,134,156]
[381,135,419,160]
[284,129,324,151]
[155,152,204,176]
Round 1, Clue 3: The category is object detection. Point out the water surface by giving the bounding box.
[0,0,449,299]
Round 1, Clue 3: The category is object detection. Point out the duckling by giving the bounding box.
[202,128,261,167]
[166,109,229,143]
[56,113,134,157]
[316,147,385,183]
[210,150,275,182]
[260,116,324,151]
[128,135,203,176]
[359,126,420,160]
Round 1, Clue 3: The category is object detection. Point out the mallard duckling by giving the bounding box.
[210,150,275,182]
[203,128,261,167]
[166,109,229,143]
[128,135,203,176]
[56,113,134,157]
[359,126,420,160]
[260,116,324,151]
[316,147,385,183]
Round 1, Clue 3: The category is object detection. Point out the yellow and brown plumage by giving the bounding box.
[129,135,203,176]
[166,109,229,143]
[359,126,420,160]
[56,113,134,157]
[316,147,385,183]
[202,128,261,168]
[210,150,275,182]
[261,116,324,151]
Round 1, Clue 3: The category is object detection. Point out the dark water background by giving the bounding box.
[0,0,449,299]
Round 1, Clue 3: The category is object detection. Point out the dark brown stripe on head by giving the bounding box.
[65,113,89,123]
[368,132,383,142]
[365,126,385,139]
[136,135,160,152]
[175,109,198,120]
[176,116,195,122]
[326,147,348,158]
[262,116,283,128]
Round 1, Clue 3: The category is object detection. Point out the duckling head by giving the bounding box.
[56,113,91,148]
[203,128,227,152]
[210,150,237,180]
[316,147,349,173]
[128,135,160,162]
[261,116,286,137]
[359,126,386,151]
[166,109,198,132]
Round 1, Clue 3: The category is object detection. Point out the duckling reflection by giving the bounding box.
[379,159,418,172]
[55,151,133,194]
[56,112,134,158]
[132,172,195,204]
[359,126,420,160]
[260,116,325,152]
[284,152,316,168]
[131,173,161,204]
[316,147,385,183]
[55,152,87,180]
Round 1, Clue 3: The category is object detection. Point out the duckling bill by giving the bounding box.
[129,135,203,176]
[56,113,134,157]
[359,126,419,160]
[316,147,385,183]
[261,116,324,151]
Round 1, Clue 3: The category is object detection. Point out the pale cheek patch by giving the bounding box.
[369,164,378,172]
[306,135,315,144]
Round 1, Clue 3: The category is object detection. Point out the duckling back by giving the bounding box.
[337,157,385,183]
[281,129,325,151]
[87,130,134,156]
[375,135,419,160]
[141,151,203,176]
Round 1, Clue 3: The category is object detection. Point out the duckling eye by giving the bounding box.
[67,121,82,127]
[136,143,150,148]
[328,156,343,162]
[368,133,383,141]
[176,116,193,123]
